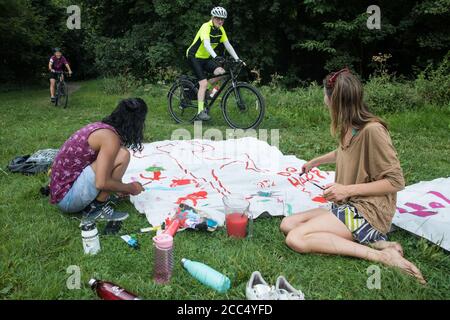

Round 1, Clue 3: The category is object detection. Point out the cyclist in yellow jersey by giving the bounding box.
[186,7,244,121]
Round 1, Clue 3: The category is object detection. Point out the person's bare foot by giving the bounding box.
[381,248,426,284]
[372,241,404,256]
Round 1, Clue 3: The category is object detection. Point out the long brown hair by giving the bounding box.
[323,69,387,145]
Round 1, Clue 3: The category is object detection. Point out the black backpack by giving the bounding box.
[7,149,58,175]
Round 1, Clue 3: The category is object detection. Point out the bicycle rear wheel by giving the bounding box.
[221,83,265,129]
[168,79,198,123]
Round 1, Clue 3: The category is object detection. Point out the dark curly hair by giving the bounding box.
[102,98,148,152]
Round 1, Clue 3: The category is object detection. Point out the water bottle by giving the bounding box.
[181,258,231,293]
[88,279,141,300]
[209,86,219,98]
[152,234,174,284]
[81,222,100,255]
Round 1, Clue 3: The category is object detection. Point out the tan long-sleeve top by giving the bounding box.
[335,122,405,234]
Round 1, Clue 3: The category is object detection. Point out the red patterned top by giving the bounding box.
[50,122,118,204]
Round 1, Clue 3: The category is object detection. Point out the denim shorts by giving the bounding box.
[57,165,99,213]
[331,204,387,244]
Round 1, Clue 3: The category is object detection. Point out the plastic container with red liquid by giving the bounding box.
[223,194,252,238]
[88,279,141,300]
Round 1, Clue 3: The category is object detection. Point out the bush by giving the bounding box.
[154,66,181,85]
[415,52,450,106]
[364,75,422,114]
[262,75,430,116]
[260,82,323,111]
[100,73,140,95]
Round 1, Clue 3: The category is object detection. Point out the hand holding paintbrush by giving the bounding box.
[298,172,325,190]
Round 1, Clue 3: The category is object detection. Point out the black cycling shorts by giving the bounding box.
[49,72,58,80]
[188,57,219,81]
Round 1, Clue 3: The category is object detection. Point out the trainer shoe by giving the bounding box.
[81,200,129,224]
[51,96,56,103]
[196,110,211,121]
[275,276,305,300]
[246,271,277,300]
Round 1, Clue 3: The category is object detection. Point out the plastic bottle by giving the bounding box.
[81,222,100,255]
[209,86,219,98]
[152,234,174,283]
[181,258,231,293]
[88,279,141,300]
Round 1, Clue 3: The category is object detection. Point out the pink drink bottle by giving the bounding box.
[152,234,174,283]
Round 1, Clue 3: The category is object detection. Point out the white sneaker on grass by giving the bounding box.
[275,276,305,300]
[246,271,277,300]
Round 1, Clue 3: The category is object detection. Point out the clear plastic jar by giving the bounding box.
[223,194,252,238]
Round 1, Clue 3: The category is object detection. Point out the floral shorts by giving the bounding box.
[331,204,387,244]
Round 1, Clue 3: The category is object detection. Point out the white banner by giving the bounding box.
[123,138,450,251]
[393,178,450,251]
[123,138,334,227]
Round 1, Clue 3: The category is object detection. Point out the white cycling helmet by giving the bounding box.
[211,6,227,19]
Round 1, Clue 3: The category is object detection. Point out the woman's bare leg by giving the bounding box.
[280,208,329,235]
[285,213,425,283]
[91,147,130,201]
[50,79,56,97]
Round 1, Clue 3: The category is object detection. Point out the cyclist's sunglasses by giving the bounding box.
[327,67,351,88]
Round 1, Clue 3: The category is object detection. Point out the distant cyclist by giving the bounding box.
[186,7,244,121]
[49,47,72,103]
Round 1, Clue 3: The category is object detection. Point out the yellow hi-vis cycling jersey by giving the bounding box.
[186,20,228,59]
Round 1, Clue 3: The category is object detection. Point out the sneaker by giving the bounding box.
[196,110,211,121]
[275,276,305,300]
[81,200,129,224]
[246,271,277,300]
[50,97,56,103]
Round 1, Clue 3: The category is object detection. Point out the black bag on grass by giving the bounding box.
[7,149,58,175]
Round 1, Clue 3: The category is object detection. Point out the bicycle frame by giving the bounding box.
[205,59,244,110]
[54,71,67,83]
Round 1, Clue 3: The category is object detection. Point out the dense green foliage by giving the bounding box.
[1,0,449,84]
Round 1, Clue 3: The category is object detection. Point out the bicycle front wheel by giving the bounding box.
[56,82,69,108]
[168,79,198,123]
[222,83,265,129]
[59,82,69,108]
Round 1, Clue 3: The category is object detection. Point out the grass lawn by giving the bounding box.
[0,80,449,300]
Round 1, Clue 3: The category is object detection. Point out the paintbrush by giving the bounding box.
[299,172,325,190]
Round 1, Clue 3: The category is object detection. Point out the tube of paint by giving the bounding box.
[121,235,139,249]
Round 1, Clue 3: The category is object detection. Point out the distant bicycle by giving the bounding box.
[168,57,265,129]
[53,71,70,108]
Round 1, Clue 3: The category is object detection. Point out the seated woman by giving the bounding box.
[49,98,147,223]
[280,69,425,283]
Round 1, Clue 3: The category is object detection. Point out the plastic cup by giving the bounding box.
[223,194,251,238]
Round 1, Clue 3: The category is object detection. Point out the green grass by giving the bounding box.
[0,80,449,300]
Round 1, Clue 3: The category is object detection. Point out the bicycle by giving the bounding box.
[53,71,70,108]
[168,58,265,129]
